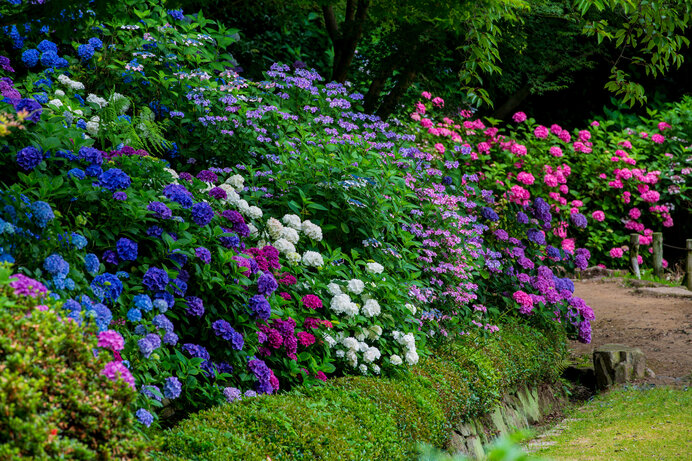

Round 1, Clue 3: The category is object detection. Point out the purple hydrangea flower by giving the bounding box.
[212,319,244,350]
[257,271,278,296]
[184,296,204,317]
[249,294,271,320]
[223,387,242,403]
[191,202,214,226]
[152,314,174,333]
[147,201,172,219]
[570,212,588,229]
[113,191,127,201]
[16,146,42,170]
[163,376,182,399]
[163,184,193,208]
[116,237,138,261]
[138,333,161,358]
[142,267,169,292]
[136,408,154,427]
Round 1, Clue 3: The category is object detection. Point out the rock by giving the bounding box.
[646,367,656,378]
[593,344,646,389]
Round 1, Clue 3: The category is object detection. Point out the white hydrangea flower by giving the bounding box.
[225,174,245,191]
[358,341,369,353]
[48,99,63,108]
[54,89,65,97]
[86,121,99,136]
[247,206,263,219]
[282,214,302,230]
[399,333,416,350]
[343,302,359,317]
[286,251,301,264]
[405,303,417,315]
[346,279,365,294]
[355,333,366,342]
[247,223,259,237]
[224,188,241,205]
[363,346,381,363]
[372,364,381,374]
[347,350,358,368]
[280,227,300,244]
[362,299,381,318]
[366,262,384,274]
[164,168,179,179]
[331,294,353,315]
[359,364,368,374]
[327,282,342,296]
[368,325,383,340]
[273,238,296,255]
[302,251,324,268]
[86,93,108,108]
[301,220,323,241]
[266,218,284,240]
[72,109,83,116]
[323,334,337,348]
[335,349,345,358]
[342,337,358,350]
[405,349,419,365]
[390,355,403,366]
[236,199,250,213]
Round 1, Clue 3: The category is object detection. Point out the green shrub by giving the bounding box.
[159,324,566,460]
[0,267,149,459]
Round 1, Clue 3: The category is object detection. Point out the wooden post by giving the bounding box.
[630,233,640,280]
[687,239,692,291]
[653,232,663,279]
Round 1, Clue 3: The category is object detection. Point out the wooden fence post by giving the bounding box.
[653,232,663,279]
[630,233,640,280]
[687,239,692,291]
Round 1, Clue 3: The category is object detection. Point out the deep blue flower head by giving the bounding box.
[182,343,210,361]
[55,57,69,69]
[78,146,103,165]
[134,324,147,335]
[16,98,42,123]
[143,267,169,292]
[90,273,123,304]
[85,253,100,275]
[116,237,138,261]
[40,51,59,68]
[163,184,193,208]
[153,314,174,333]
[31,201,54,228]
[257,272,278,296]
[44,253,70,276]
[33,92,48,104]
[195,247,211,264]
[103,249,119,265]
[99,168,131,191]
[163,376,182,399]
[85,164,103,177]
[136,408,154,427]
[34,78,52,89]
[219,229,240,249]
[147,201,172,219]
[76,119,87,129]
[169,250,187,268]
[127,308,142,322]
[21,49,40,67]
[154,291,174,310]
[546,246,561,260]
[184,296,204,317]
[147,226,163,238]
[168,9,185,20]
[249,294,271,321]
[171,278,187,297]
[480,207,499,222]
[570,212,588,229]
[92,303,112,331]
[442,176,453,185]
[191,202,214,226]
[67,168,86,179]
[134,294,153,312]
[77,44,95,60]
[88,37,103,50]
[16,146,42,171]
[113,191,127,201]
[37,40,58,54]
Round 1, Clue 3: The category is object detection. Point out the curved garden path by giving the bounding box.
[569,278,692,385]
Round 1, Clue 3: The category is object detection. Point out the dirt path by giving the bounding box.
[569,279,692,385]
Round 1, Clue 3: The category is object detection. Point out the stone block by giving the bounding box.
[593,344,646,389]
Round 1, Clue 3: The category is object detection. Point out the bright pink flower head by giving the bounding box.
[578,130,591,142]
[432,97,444,107]
[550,124,563,135]
[549,146,563,157]
[640,132,648,138]
[301,294,323,310]
[510,143,527,156]
[98,330,125,352]
[421,91,432,100]
[609,248,624,258]
[415,102,426,114]
[513,290,534,314]
[534,125,549,139]
[420,118,433,128]
[101,361,136,389]
[628,208,641,220]
[562,238,575,253]
[651,133,665,144]
[619,140,633,149]
[517,171,535,185]
[315,371,328,382]
[297,331,316,347]
[622,191,631,203]
[477,142,490,153]
[641,190,660,203]
[544,174,558,188]
[509,185,531,205]
[512,111,527,123]
[592,210,605,222]
[434,143,445,154]
[590,121,600,127]
[658,121,671,131]
[410,112,421,121]
[559,185,568,194]
[558,131,572,143]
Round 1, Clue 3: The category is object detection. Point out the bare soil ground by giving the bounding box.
[569,278,692,385]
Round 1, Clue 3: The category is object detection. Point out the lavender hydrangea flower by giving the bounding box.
[212,319,244,350]
[570,212,588,229]
[135,408,154,427]
[195,246,211,264]
[142,267,169,292]
[138,333,161,358]
[147,201,172,219]
[163,376,182,399]
[184,296,204,317]
[249,294,271,320]
[257,271,278,296]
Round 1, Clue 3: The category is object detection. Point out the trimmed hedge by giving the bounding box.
[158,324,566,460]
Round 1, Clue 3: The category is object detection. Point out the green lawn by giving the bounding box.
[531,386,692,460]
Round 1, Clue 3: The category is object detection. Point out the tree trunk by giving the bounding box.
[363,66,394,113]
[322,1,370,83]
[376,66,417,120]
[491,83,532,120]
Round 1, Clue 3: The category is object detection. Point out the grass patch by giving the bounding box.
[532,386,692,460]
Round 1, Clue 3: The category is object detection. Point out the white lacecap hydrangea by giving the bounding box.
[405,303,417,315]
[302,220,323,241]
[302,251,324,268]
[225,174,245,191]
[366,262,384,274]
[390,355,403,366]
[49,99,63,108]
[266,217,283,240]
[54,89,65,97]
[346,279,365,294]
[405,349,419,365]
[282,214,302,230]
[286,251,301,264]
[273,238,296,255]
[280,227,300,244]
[247,206,263,219]
[363,346,381,363]
[359,364,368,374]
[327,282,342,296]
[362,299,381,318]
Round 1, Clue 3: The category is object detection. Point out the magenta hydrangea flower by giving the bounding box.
[97,330,125,351]
[513,290,534,314]
[9,274,47,298]
[591,210,605,222]
[101,361,135,389]
[301,294,323,310]
[512,111,527,123]
[609,248,624,258]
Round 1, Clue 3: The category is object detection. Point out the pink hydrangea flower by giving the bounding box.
[549,146,563,157]
[544,174,558,187]
[562,238,575,253]
[592,210,605,222]
[510,143,527,156]
[651,133,665,144]
[9,274,47,299]
[590,121,600,127]
[421,91,432,99]
[434,143,445,154]
[410,112,421,121]
[415,102,426,114]
[628,208,641,219]
[420,118,433,128]
[558,131,572,143]
[101,361,136,389]
[657,121,671,131]
[513,290,534,314]
[517,171,535,185]
[609,248,624,258]
[98,330,125,352]
[534,125,549,139]
[550,124,563,135]
[432,97,444,107]
[301,294,323,310]
[512,111,527,123]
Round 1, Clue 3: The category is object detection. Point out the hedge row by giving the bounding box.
[158,324,567,460]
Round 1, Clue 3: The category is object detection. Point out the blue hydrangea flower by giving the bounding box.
[141,385,162,402]
[90,273,123,304]
[88,37,103,50]
[142,267,169,292]
[480,207,499,222]
[154,291,174,310]
[15,99,42,123]
[31,201,54,228]
[40,51,60,68]
[78,146,103,165]
[168,9,185,20]
[76,119,87,129]
[116,237,138,261]
[70,233,88,250]
[127,308,142,322]
[37,40,58,54]
[134,324,148,335]
[77,44,95,60]
[85,253,100,275]
[191,202,214,226]
[162,184,193,208]
[135,408,154,427]
[92,303,112,331]
[163,332,178,346]
[86,164,103,177]
[99,168,131,191]
[44,253,70,276]
[16,146,43,171]
[152,314,174,333]
[153,298,168,313]
[163,376,182,399]
[21,49,40,67]
[134,294,153,312]
[249,295,271,320]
